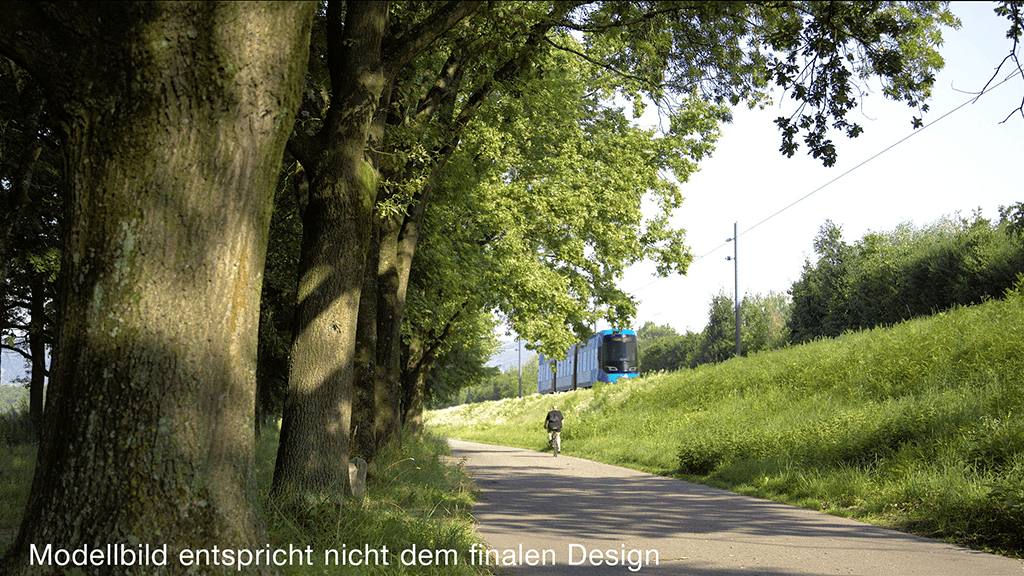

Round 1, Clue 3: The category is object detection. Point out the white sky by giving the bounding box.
[613,1,1023,335]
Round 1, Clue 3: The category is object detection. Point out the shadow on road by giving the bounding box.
[450,440,1023,576]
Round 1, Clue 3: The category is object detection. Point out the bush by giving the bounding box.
[790,215,1024,342]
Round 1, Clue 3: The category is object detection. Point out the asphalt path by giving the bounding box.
[448,439,1024,576]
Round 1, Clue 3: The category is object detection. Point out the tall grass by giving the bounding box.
[0,398,34,447]
[0,443,35,555]
[255,426,490,576]
[427,286,1024,556]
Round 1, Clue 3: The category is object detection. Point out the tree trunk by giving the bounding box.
[373,212,405,451]
[0,2,313,573]
[27,271,46,441]
[400,337,434,433]
[271,1,388,502]
[350,222,380,461]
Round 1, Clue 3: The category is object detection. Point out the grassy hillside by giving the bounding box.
[427,285,1024,556]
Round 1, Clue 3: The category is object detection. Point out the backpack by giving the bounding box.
[546,410,563,431]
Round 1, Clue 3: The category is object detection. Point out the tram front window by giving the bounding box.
[602,334,637,373]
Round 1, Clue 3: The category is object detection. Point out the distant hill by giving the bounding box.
[487,340,536,373]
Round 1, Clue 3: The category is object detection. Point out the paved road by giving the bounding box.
[448,439,1024,576]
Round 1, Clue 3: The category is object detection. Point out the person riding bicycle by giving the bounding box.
[544,406,563,457]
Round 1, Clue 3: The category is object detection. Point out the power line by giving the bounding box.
[631,67,1021,296]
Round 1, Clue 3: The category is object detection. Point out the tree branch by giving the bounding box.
[383,1,481,81]
[1,343,32,362]
[543,35,661,92]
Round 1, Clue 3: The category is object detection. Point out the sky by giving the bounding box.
[612,1,1023,335]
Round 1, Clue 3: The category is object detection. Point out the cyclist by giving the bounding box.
[544,406,563,457]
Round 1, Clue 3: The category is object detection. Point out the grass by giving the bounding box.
[0,422,493,576]
[0,444,35,554]
[255,425,490,575]
[427,286,1024,557]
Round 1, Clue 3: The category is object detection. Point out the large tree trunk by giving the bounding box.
[271,1,388,502]
[0,2,313,574]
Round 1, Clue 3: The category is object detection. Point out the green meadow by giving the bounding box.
[427,286,1024,556]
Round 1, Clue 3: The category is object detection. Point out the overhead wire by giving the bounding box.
[633,66,1022,295]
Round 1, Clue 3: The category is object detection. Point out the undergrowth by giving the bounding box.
[0,423,491,576]
[255,425,489,575]
[0,443,35,555]
[427,285,1024,557]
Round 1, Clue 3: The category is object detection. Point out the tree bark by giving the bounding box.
[0,2,313,574]
[271,0,388,502]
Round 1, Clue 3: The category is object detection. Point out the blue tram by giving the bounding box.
[537,329,639,394]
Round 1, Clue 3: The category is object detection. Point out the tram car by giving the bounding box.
[537,329,639,394]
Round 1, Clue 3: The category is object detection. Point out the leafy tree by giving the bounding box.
[0,3,314,572]
[1000,202,1024,240]
[417,327,503,410]
[0,55,62,439]
[640,331,702,373]
[789,221,852,342]
[639,291,790,374]
[637,322,680,347]
[741,291,792,354]
[349,0,529,460]
[696,292,741,365]
[397,187,502,429]
[0,384,28,413]
[448,33,725,357]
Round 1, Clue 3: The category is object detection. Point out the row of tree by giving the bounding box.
[789,213,1024,342]
[636,213,1024,375]
[442,355,542,407]
[638,291,791,373]
[0,2,1012,573]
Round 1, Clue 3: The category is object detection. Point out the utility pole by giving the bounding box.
[517,337,522,398]
[725,222,741,357]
